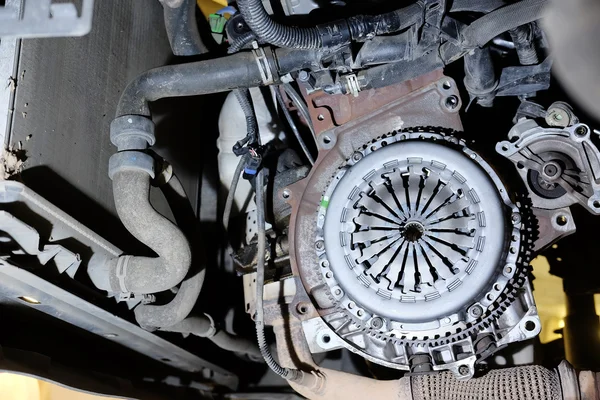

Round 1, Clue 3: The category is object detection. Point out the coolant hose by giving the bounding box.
[116,50,272,117]
[464,46,498,107]
[161,315,262,359]
[133,174,205,328]
[237,0,424,49]
[162,0,208,56]
[509,23,539,65]
[108,170,192,294]
[461,0,548,48]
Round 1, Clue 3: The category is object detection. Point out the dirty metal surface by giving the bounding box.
[286,71,464,312]
[6,0,200,223]
[304,69,445,133]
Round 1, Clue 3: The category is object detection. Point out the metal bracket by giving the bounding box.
[0,0,95,39]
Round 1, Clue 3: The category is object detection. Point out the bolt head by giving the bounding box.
[575,125,589,137]
[315,240,325,251]
[470,305,483,318]
[511,213,521,224]
[458,365,470,376]
[371,317,383,329]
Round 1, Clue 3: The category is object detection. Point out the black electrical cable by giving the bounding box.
[233,88,259,143]
[223,154,249,231]
[254,168,299,381]
[237,0,425,50]
[275,87,315,166]
[281,83,318,148]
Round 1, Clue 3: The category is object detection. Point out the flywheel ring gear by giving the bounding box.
[313,127,537,348]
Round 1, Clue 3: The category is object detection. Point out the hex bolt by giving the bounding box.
[315,240,325,251]
[298,70,310,82]
[458,365,470,376]
[511,213,521,224]
[469,305,483,318]
[352,152,363,162]
[371,317,384,329]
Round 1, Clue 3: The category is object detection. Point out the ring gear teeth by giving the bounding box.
[311,127,539,360]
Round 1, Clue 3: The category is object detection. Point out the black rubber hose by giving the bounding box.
[163,0,208,56]
[509,24,539,65]
[116,51,270,117]
[134,174,205,329]
[237,0,424,49]
[464,46,498,107]
[461,0,548,48]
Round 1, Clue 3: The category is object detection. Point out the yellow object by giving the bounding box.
[532,253,600,344]
[197,0,228,17]
[0,373,119,400]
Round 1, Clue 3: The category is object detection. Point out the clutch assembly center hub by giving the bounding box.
[314,132,523,343]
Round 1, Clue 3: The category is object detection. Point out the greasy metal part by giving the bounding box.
[497,119,600,214]
[0,0,94,38]
[286,72,538,378]
[532,207,576,251]
[320,137,512,322]
[303,70,445,133]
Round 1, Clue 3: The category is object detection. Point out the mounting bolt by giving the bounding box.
[371,317,384,329]
[445,95,459,110]
[352,152,363,162]
[511,213,521,224]
[575,125,589,137]
[469,305,483,318]
[315,240,325,251]
[298,70,310,82]
[458,365,470,376]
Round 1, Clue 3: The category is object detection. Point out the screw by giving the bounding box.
[511,213,521,224]
[458,365,470,376]
[371,317,384,329]
[352,152,363,162]
[469,305,483,318]
[575,125,589,137]
[282,189,291,199]
[315,240,325,251]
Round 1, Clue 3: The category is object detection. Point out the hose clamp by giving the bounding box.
[115,255,132,294]
[108,151,155,180]
[203,313,218,338]
[252,44,274,85]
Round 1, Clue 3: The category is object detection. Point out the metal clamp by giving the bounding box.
[252,44,274,85]
[115,255,132,294]
[203,313,218,338]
